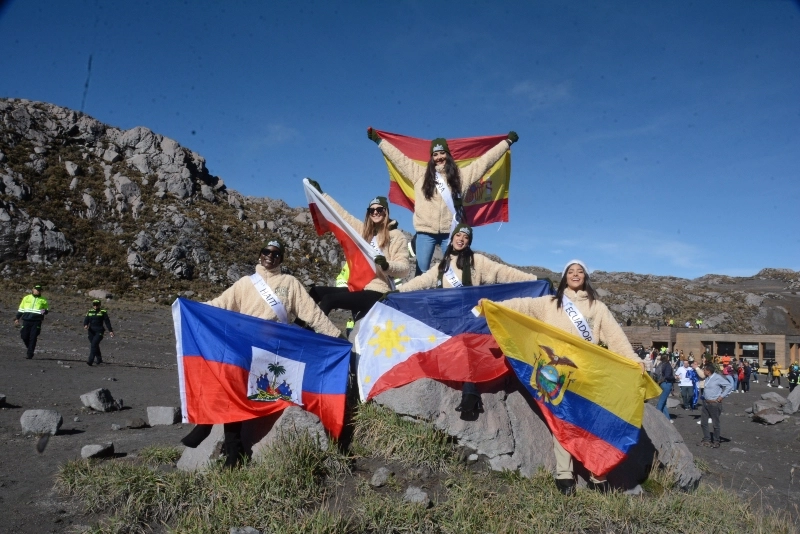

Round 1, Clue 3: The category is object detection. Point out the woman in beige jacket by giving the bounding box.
[368,128,518,275]
[496,260,644,495]
[306,180,409,320]
[181,240,342,467]
[399,223,535,292]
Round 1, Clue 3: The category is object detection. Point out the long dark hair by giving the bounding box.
[422,153,462,200]
[553,265,597,310]
[438,243,474,276]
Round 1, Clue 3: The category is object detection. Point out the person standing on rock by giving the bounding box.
[83,299,115,366]
[367,128,518,275]
[305,182,409,321]
[14,283,49,359]
[699,363,732,448]
[399,223,537,417]
[180,239,343,467]
[491,260,645,495]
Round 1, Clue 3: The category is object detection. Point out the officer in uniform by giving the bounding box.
[14,283,49,359]
[83,299,115,365]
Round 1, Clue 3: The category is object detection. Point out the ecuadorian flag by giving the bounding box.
[477,300,661,477]
[375,129,511,227]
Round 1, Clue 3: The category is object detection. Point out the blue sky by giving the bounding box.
[1,0,798,278]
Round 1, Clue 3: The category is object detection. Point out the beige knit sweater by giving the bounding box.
[207,264,341,338]
[378,139,510,234]
[497,289,639,362]
[400,253,536,291]
[323,193,409,293]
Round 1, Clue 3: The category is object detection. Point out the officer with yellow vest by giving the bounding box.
[14,283,49,359]
[84,299,115,366]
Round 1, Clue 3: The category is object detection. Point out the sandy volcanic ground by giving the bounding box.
[0,292,798,533]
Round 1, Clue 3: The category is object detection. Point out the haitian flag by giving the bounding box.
[173,298,351,438]
[476,300,661,477]
[304,178,377,292]
[374,129,512,227]
[355,281,552,401]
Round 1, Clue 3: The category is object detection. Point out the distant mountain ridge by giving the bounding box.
[1,98,797,334]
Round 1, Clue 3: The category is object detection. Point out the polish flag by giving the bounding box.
[304,178,376,292]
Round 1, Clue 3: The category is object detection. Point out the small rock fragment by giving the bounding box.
[370,467,392,487]
[81,443,115,459]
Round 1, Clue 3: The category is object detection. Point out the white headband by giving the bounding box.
[562,259,588,278]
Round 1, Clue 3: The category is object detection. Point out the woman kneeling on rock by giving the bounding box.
[494,260,645,496]
[180,240,342,467]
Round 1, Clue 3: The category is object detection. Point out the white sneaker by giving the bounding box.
[778,386,784,389]
[670,420,674,424]
[697,420,701,425]
[708,418,712,423]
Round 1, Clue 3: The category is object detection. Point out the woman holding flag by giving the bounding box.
[494,260,645,495]
[180,239,342,467]
[400,222,535,416]
[306,180,409,321]
[367,128,518,275]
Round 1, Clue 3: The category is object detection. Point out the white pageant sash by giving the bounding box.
[249,273,289,324]
[369,236,384,256]
[435,172,459,232]
[561,295,594,343]
[443,264,463,288]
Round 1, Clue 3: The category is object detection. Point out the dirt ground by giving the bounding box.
[0,291,798,533]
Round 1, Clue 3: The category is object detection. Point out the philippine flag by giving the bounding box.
[304,178,377,292]
[173,298,352,438]
[355,281,552,401]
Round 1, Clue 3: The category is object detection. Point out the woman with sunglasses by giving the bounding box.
[491,260,645,495]
[306,180,409,321]
[367,128,518,276]
[180,238,342,467]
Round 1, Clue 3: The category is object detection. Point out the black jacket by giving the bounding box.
[84,308,113,333]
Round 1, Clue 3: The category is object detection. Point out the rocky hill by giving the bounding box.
[1,98,798,334]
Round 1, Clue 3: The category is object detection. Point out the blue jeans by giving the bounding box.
[655,382,672,419]
[414,232,449,275]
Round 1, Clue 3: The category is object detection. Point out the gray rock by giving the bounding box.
[147,406,180,426]
[80,388,116,412]
[760,392,787,406]
[745,293,765,307]
[403,486,431,507]
[753,411,787,425]
[644,303,663,316]
[249,406,329,462]
[639,404,702,490]
[200,184,215,202]
[177,425,224,472]
[785,386,800,415]
[504,390,556,477]
[370,467,392,487]
[111,424,122,431]
[103,149,121,163]
[65,161,80,176]
[88,289,111,299]
[753,400,783,413]
[293,212,310,225]
[20,409,62,435]
[125,417,148,429]
[81,443,115,459]
[624,484,644,495]
[666,397,681,409]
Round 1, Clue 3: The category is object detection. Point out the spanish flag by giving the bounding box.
[375,129,511,227]
[477,300,661,477]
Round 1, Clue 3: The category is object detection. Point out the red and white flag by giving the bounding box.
[304,178,376,292]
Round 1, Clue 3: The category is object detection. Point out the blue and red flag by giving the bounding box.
[173,298,352,438]
[355,281,552,400]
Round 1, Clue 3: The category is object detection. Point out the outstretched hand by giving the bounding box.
[367,127,382,145]
[507,131,519,144]
[307,179,323,194]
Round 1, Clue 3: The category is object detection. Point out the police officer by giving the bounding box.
[14,283,49,359]
[84,299,115,366]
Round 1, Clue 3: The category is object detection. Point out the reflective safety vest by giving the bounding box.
[17,294,49,321]
[346,319,355,330]
[335,264,350,288]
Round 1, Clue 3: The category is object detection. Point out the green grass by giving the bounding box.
[137,445,182,466]
[55,404,797,534]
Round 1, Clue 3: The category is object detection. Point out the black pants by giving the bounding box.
[87,329,105,364]
[20,320,43,358]
[701,401,722,444]
[740,379,749,392]
[309,286,383,320]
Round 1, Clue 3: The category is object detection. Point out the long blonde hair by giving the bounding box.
[362,211,390,250]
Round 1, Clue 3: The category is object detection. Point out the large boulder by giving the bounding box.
[760,392,787,406]
[80,388,116,412]
[20,409,62,435]
[784,387,800,415]
[147,406,180,426]
[372,378,701,490]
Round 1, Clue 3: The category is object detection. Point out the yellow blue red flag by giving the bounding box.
[477,300,661,476]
